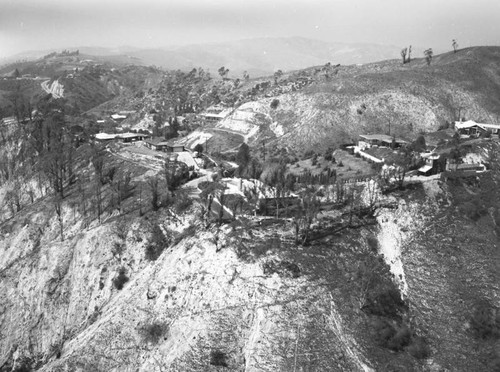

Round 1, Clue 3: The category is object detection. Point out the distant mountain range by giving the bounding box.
[1,37,422,77]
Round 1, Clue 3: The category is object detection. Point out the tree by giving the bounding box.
[147,176,160,211]
[400,48,408,64]
[273,70,283,85]
[392,149,413,189]
[111,172,135,214]
[235,143,251,175]
[163,158,186,194]
[14,68,20,79]
[218,66,229,79]
[293,187,320,245]
[193,143,204,154]
[452,39,458,53]
[54,195,64,242]
[407,45,412,63]
[412,135,427,152]
[270,99,280,109]
[424,48,433,66]
[243,71,250,82]
[260,163,289,218]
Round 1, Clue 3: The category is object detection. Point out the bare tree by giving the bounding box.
[293,187,320,245]
[260,163,288,218]
[273,69,283,85]
[111,172,135,214]
[147,176,161,212]
[424,48,433,66]
[54,195,64,242]
[400,48,408,64]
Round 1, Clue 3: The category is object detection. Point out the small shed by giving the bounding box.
[418,153,441,176]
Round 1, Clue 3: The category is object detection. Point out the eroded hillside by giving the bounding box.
[1,162,499,371]
[236,47,500,154]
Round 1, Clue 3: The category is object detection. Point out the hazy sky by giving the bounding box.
[1,0,500,57]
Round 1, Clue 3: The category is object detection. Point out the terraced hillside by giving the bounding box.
[231,47,500,154]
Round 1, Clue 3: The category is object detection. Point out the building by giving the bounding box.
[94,132,149,142]
[117,132,149,143]
[201,105,232,123]
[418,153,441,176]
[144,138,185,152]
[95,133,117,141]
[144,138,169,151]
[454,120,500,138]
[358,134,407,150]
[165,141,185,152]
[111,114,127,122]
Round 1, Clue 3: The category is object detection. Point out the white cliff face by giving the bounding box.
[375,182,440,297]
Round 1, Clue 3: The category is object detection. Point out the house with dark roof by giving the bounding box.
[358,134,407,150]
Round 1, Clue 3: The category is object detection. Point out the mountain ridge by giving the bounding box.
[1,37,425,77]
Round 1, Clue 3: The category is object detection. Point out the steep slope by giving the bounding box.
[1,164,499,371]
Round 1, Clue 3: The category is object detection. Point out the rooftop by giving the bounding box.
[454,120,500,130]
[95,133,117,140]
[359,134,407,144]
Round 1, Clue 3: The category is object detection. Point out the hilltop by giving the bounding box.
[220,46,500,155]
[1,37,407,78]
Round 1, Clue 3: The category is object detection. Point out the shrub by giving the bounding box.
[367,236,379,252]
[338,160,344,167]
[372,318,396,347]
[303,150,315,159]
[386,326,412,351]
[470,302,500,339]
[372,319,428,356]
[173,189,193,214]
[210,350,228,367]
[145,225,168,261]
[140,322,169,344]
[112,241,125,257]
[113,267,129,290]
[364,286,407,319]
[270,99,280,109]
[460,200,487,221]
[406,336,431,359]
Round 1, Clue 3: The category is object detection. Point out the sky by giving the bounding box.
[1,0,500,58]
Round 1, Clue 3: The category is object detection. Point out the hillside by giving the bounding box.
[225,47,500,154]
[0,54,164,115]
[0,141,499,371]
[0,46,500,372]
